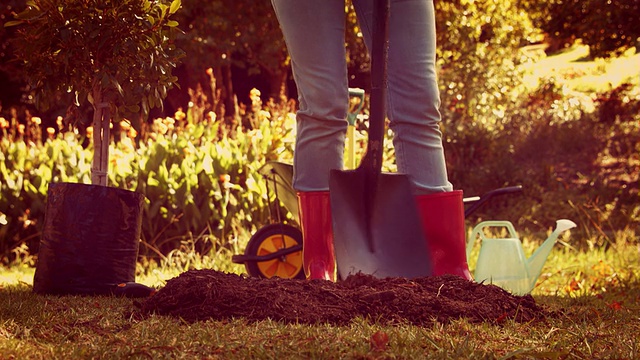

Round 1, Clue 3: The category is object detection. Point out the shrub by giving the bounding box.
[2,80,638,263]
[0,96,296,263]
[448,77,639,242]
[436,0,539,135]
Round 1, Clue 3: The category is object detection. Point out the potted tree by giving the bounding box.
[7,0,184,295]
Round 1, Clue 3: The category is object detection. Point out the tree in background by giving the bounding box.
[0,1,29,110]
[171,1,368,124]
[435,0,539,133]
[8,0,183,185]
[170,0,288,123]
[527,0,640,58]
[3,0,547,129]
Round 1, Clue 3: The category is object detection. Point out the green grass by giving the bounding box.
[521,44,640,93]
[1,234,639,359]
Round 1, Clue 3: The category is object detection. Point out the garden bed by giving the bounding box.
[136,269,547,326]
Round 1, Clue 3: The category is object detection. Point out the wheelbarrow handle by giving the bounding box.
[463,185,523,218]
[232,244,303,264]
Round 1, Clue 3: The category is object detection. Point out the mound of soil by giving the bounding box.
[136,270,547,326]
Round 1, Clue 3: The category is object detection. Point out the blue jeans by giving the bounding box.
[272,0,453,194]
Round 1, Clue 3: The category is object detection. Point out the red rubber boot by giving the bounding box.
[297,191,337,281]
[415,190,473,280]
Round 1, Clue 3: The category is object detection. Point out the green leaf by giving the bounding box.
[3,20,24,27]
[15,7,42,21]
[141,98,149,116]
[146,34,156,47]
[111,78,124,97]
[169,0,181,15]
[157,3,168,16]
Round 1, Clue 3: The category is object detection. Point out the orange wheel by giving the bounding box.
[244,224,304,279]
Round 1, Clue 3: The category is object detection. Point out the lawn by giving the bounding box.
[0,236,638,359]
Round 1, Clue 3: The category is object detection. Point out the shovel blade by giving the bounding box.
[329,169,433,279]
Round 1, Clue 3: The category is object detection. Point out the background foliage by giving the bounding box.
[4,0,637,127]
[1,78,638,264]
[0,1,638,264]
[0,98,297,263]
[526,0,640,58]
[7,0,184,131]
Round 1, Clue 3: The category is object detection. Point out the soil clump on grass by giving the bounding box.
[136,269,547,326]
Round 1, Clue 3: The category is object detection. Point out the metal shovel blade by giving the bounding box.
[330,169,432,279]
[328,0,432,279]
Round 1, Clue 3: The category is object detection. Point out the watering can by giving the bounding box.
[466,219,577,295]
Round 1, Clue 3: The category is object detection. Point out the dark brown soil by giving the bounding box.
[136,270,547,326]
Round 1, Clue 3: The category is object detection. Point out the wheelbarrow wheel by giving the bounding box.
[244,224,305,279]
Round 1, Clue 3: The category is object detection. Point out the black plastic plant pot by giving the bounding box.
[33,182,145,295]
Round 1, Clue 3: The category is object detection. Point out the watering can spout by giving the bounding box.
[526,219,577,287]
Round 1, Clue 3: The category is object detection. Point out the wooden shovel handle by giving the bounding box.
[362,0,389,175]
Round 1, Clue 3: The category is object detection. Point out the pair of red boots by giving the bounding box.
[297,191,472,281]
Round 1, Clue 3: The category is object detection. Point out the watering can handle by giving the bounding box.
[466,220,520,259]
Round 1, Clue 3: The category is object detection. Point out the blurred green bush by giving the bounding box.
[449,80,639,242]
[2,81,638,264]
[0,97,297,263]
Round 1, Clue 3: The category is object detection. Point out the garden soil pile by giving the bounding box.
[137,270,547,325]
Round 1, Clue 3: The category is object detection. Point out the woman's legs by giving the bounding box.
[271,0,349,192]
[271,0,468,280]
[271,0,348,280]
[273,0,450,194]
[353,0,452,194]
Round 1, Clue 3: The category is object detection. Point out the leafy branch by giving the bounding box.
[6,0,184,186]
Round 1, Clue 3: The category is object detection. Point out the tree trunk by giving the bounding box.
[223,64,235,121]
[91,86,110,186]
[270,69,289,102]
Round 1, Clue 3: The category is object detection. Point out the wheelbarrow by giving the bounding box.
[231,163,523,280]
